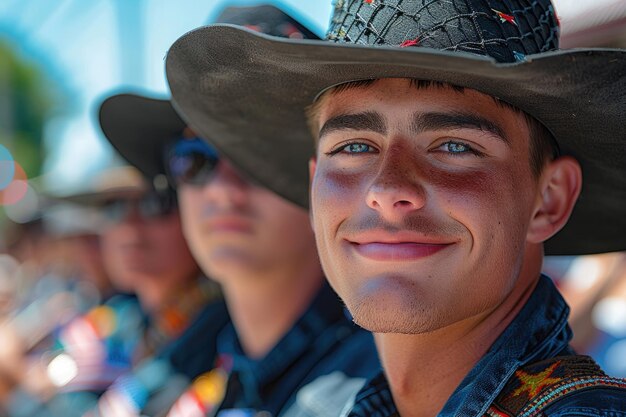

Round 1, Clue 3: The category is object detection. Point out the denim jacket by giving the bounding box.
[346,275,626,417]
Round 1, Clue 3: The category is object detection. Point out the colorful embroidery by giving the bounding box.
[511,361,561,398]
[485,405,511,417]
[517,376,626,417]
[492,9,517,26]
[484,356,626,417]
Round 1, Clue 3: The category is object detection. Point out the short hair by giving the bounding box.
[306,79,559,178]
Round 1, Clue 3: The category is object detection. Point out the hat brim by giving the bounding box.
[52,165,148,206]
[57,188,145,207]
[99,94,186,180]
[166,25,626,255]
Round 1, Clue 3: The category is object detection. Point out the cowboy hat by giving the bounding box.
[165,0,626,255]
[98,4,320,186]
[99,95,184,182]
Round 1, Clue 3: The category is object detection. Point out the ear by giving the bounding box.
[527,156,582,244]
[308,157,317,228]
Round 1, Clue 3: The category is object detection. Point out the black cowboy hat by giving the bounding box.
[98,4,320,185]
[99,95,184,182]
[165,0,626,256]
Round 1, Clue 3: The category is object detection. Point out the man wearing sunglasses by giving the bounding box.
[76,167,228,417]
[98,100,378,417]
[97,169,201,314]
[94,5,380,417]
[1,166,227,417]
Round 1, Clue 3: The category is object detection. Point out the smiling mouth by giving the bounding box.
[348,241,452,261]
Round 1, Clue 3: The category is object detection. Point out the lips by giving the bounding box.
[346,231,454,261]
[351,242,451,261]
[204,215,253,233]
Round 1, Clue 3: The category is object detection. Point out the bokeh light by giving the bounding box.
[0,163,28,206]
[0,145,15,190]
[4,183,40,223]
[47,353,79,387]
[592,297,626,338]
[605,340,626,377]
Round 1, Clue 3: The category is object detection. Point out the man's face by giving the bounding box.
[310,79,542,334]
[178,159,316,283]
[100,194,197,293]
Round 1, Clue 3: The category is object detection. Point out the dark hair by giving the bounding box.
[306,79,559,178]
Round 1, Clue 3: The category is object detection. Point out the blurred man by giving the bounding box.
[165,0,626,415]
[2,166,226,417]
[94,6,380,417]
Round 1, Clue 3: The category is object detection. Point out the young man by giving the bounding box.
[1,167,226,417]
[164,0,626,415]
[95,5,380,417]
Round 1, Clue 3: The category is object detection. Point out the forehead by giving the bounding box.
[317,78,518,124]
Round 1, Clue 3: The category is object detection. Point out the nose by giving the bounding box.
[200,159,249,208]
[366,148,426,220]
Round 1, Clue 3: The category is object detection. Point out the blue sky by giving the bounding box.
[0,0,332,193]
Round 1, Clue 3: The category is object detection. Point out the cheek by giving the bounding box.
[178,190,204,237]
[149,220,183,250]
[179,188,201,217]
[313,167,365,217]
[433,165,533,253]
[312,168,362,243]
[100,228,124,253]
[99,234,115,259]
[259,206,313,244]
[436,162,521,210]
[311,167,368,280]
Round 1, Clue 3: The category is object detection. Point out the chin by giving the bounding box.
[200,249,259,279]
[350,300,450,334]
[342,274,451,334]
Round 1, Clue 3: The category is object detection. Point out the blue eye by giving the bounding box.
[439,141,482,156]
[445,142,469,153]
[327,142,376,156]
[345,143,372,153]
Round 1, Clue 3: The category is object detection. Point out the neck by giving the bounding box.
[222,253,324,359]
[380,252,543,417]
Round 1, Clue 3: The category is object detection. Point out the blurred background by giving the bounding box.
[0,0,624,407]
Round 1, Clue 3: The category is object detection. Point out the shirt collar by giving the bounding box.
[440,274,572,416]
[348,274,572,417]
[218,282,346,388]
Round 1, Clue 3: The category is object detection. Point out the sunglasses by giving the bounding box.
[165,137,220,187]
[100,192,177,224]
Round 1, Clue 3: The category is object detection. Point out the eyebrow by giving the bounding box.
[318,111,387,140]
[411,112,510,144]
[318,110,509,145]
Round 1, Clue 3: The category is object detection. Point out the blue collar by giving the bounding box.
[349,275,573,417]
[217,282,348,402]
